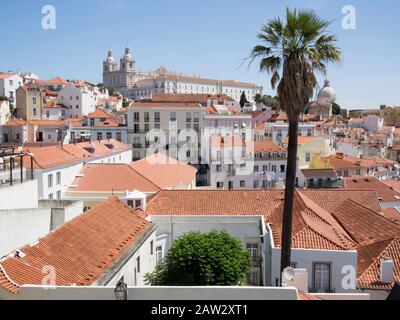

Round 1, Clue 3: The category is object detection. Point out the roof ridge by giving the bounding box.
[358,237,399,283]
[127,165,162,191]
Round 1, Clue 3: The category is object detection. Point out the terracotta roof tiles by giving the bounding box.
[0,197,153,293]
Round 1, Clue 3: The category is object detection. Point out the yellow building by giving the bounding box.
[283,135,333,169]
[381,106,400,127]
[16,84,45,120]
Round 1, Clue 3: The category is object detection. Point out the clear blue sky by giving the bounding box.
[1,0,399,109]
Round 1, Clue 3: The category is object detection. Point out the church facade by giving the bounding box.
[103,48,262,102]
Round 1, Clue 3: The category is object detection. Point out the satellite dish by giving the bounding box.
[282,267,295,283]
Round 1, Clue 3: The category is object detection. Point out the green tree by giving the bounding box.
[122,98,130,108]
[106,87,120,97]
[332,102,341,115]
[145,230,251,286]
[239,91,248,110]
[249,8,341,277]
[254,93,263,104]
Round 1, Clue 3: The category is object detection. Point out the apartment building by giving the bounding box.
[15,84,46,120]
[127,102,205,160]
[208,137,287,190]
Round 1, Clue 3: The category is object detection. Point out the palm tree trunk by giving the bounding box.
[280,119,299,281]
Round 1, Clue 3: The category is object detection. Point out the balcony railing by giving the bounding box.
[132,143,142,148]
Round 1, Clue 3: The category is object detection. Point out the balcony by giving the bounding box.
[132,143,142,148]
[227,169,236,177]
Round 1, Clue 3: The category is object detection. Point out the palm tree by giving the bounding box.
[249,8,341,279]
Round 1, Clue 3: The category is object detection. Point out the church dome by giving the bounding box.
[105,50,116,65]
[317,79,336,103]
[122,47,134,61]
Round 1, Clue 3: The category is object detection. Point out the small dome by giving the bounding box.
[105,50,116,64]
[318,79,336,103]
[122,47,134,62]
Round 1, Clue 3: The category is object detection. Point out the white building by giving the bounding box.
[208,137,287,190]
[0,73,23,102]
[263,113,316,145]
[58,81,109,119]
[103,48,262,102]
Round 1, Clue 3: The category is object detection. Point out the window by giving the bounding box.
[136,256,141,273]
[9,79,13,86]
[134,112,140,122]
[216,165,222,172]
[254,166,259,172]
[240,180,246,188]
[228,181,233,190]
[135,199,142,208]
[57,191,61,200]
[33,109,37,116]
[144,112,149,122]
[356,169,361,175]
[150,240,154,255]
[156,246,163,263]
[90,119,95,126]
[217,182,224,189]
[313,263,331,292]
[247,243,259,263]
[170,112,176,121]
[106,132,112,140]
[280,165,285,172]
[305,153,311,162]
[48,193,53,200]
[254,180,259,188]
[46,110,50,118]
[32,97,37,105]
[134,124,140,134]
[155,112,160,122]
[48,174,53,188]
[116,132,122,142]
[56,172,61,185]
[97,132,103,140]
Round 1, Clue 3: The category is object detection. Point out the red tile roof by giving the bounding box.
[253,140,286,153]
[146,190,284,216]
[35,77,67,85]
[267,191,356,251]
[87,108,114,119]
[332,199,400,247]
[68,164,161,193]
[357,238,400,290]
[129,153,197,189]
[0,197,153,293]
[344,177,400,202]
[0,73,15,80]
[149,93,234,104]
[131,102,202,109]
[23,140,131,169]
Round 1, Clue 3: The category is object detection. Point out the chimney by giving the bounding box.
[381,258,394,284]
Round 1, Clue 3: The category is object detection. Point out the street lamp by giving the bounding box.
[114,279,128,300]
